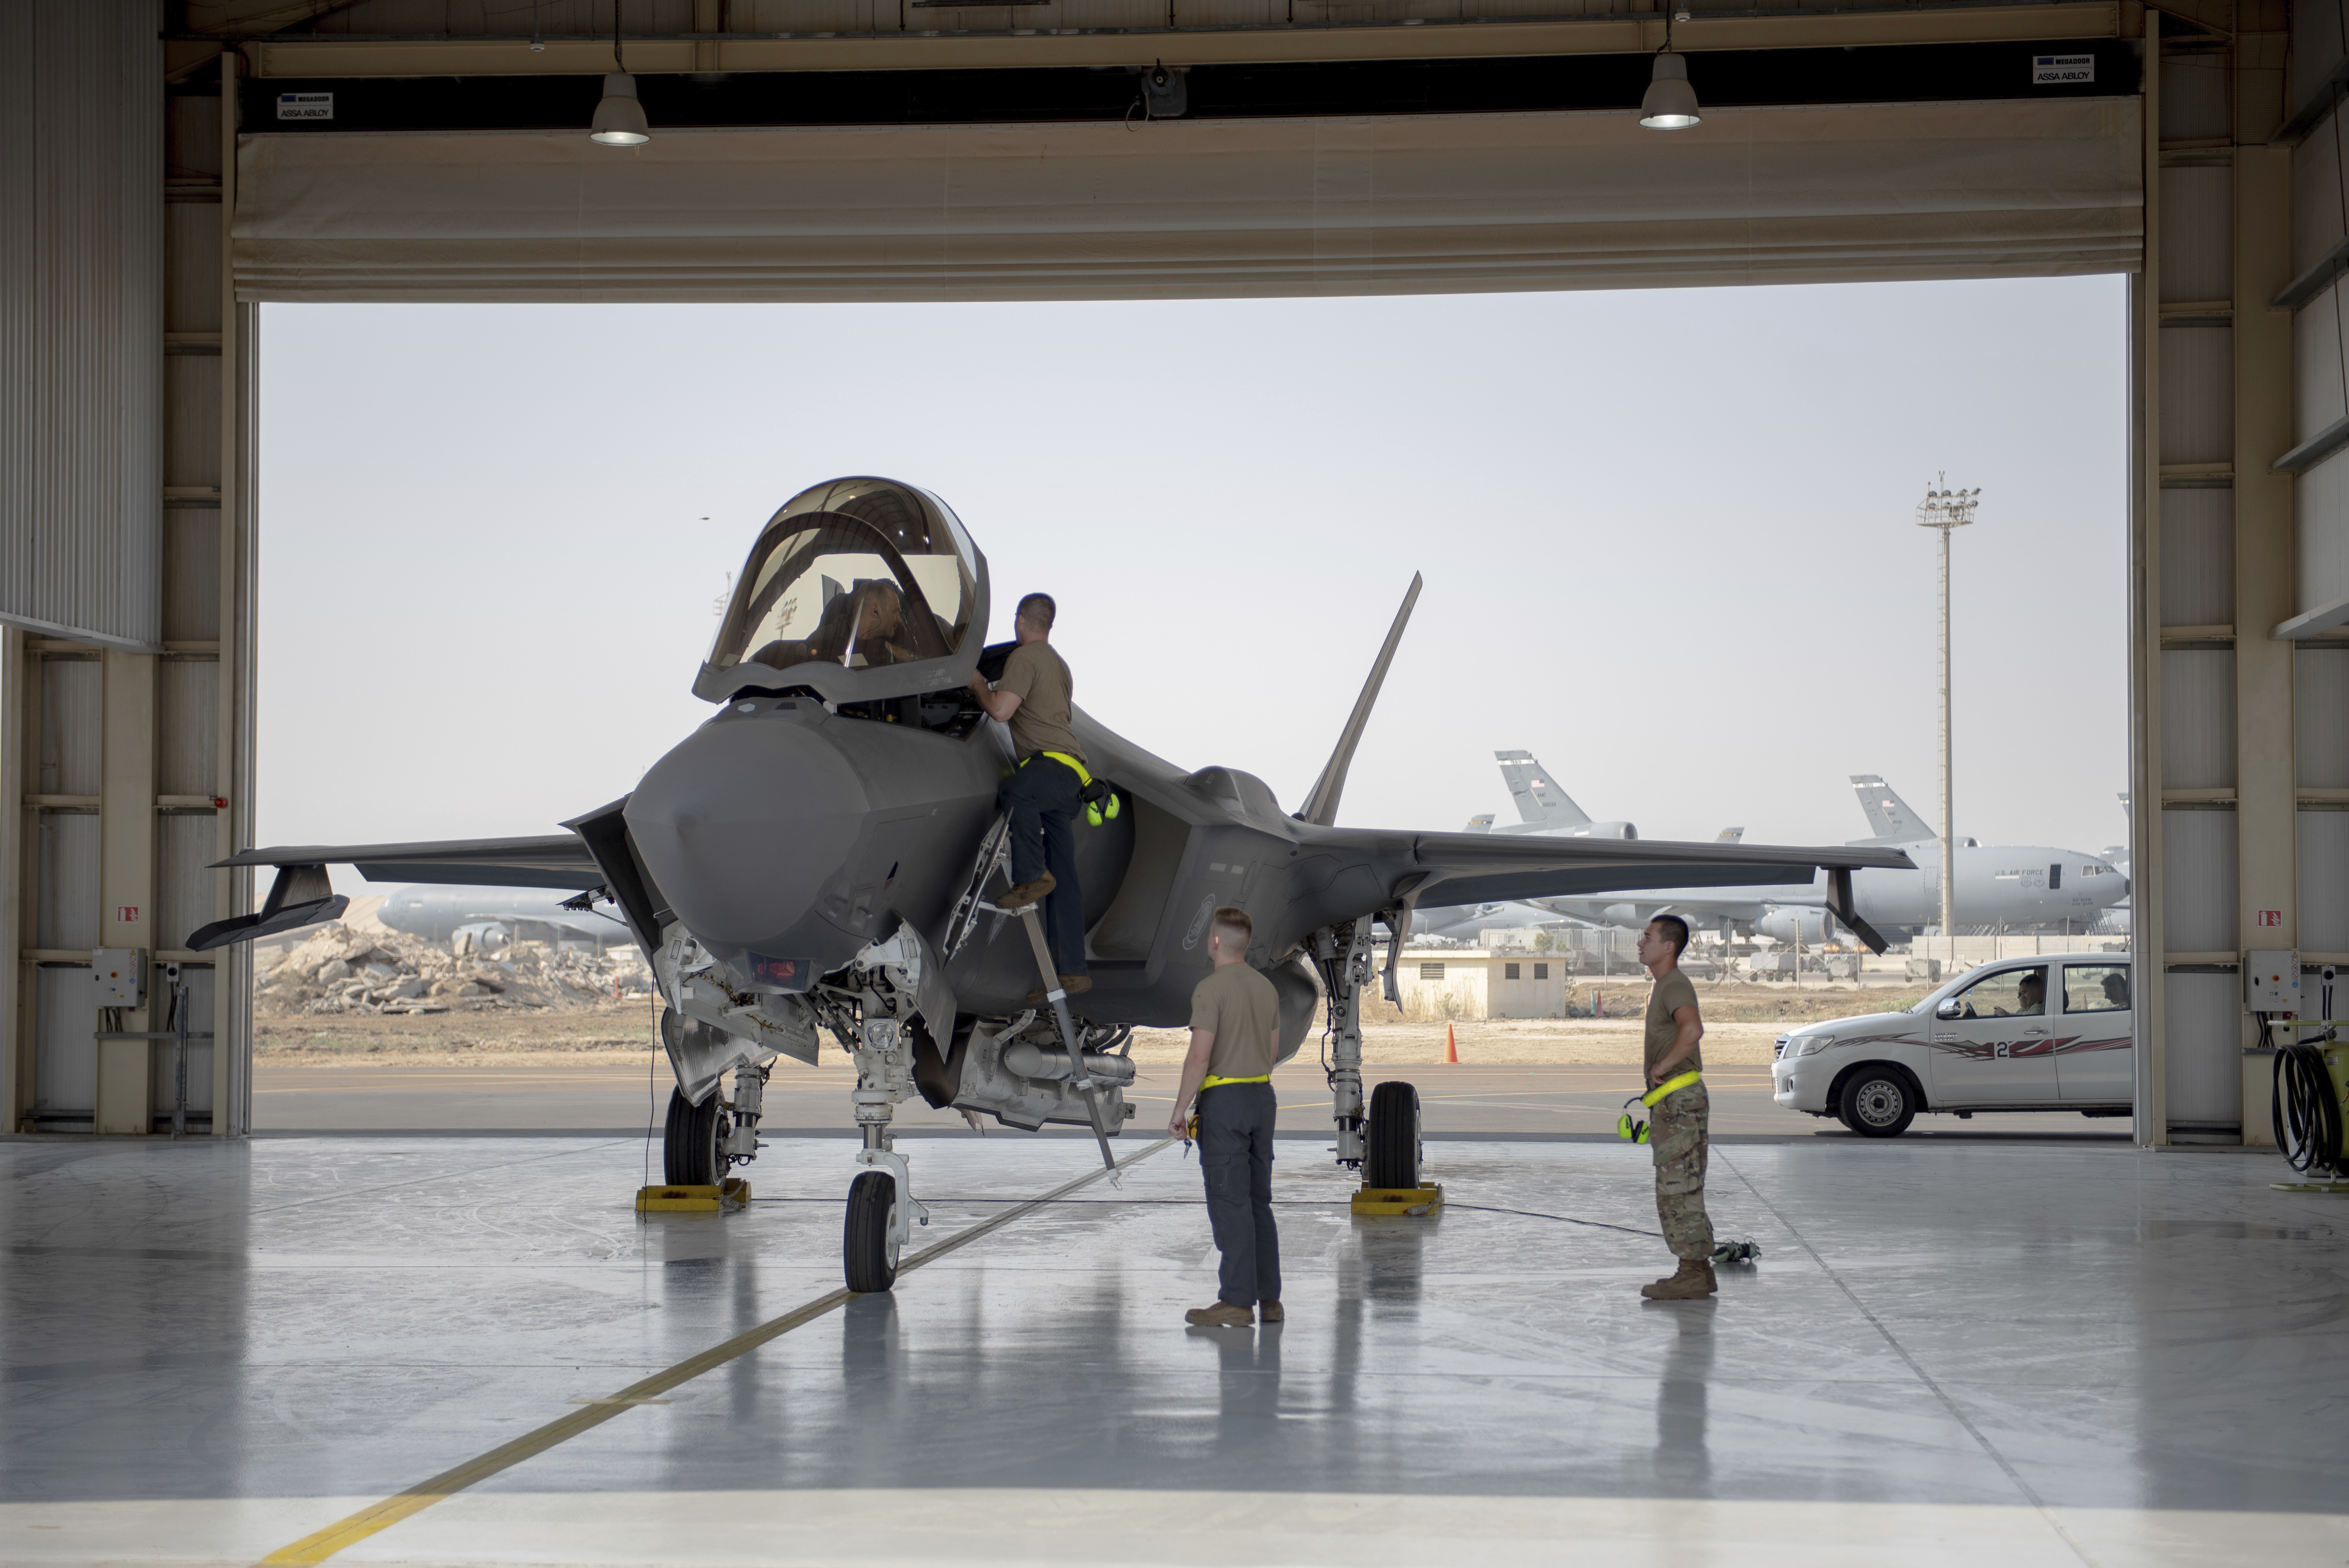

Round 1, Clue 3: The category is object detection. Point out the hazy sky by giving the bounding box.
[258,277,2129,894]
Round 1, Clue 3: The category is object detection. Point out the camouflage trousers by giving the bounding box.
[1649,1079,1714,1261]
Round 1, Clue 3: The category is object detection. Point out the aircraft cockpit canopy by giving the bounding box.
[697,478,986,704]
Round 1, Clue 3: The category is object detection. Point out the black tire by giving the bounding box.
[1363,1080,1422,1189]
[844,1170,900,1293]
[663,1087,725,1185]
[1839,1067,1917,1138]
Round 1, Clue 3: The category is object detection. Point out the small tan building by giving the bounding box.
[1392,948,1569,1021]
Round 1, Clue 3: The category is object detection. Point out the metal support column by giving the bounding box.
[2234,52,2297,1146]
[94,648,155,1135]
[2131,10,2166,1146]
[215,51,256,1136]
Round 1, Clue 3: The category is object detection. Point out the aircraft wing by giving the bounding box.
[1312,828,1916,952]
[188,835,603,951]
[212,835,602,889]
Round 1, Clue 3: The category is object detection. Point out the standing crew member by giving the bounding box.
[1638,914,1715,1300]
[968,592,1091,999]
[1167,906,1282,1329]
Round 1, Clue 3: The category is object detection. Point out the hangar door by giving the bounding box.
[234,99,2141,302]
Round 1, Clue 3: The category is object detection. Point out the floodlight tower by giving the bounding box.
[1916,476,1980,957]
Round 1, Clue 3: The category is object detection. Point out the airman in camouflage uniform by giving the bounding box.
[1637,916,1715,1299]
[1649,1079,1713,1263]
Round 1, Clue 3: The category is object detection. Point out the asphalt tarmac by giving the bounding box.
[254,1055,2132,1142]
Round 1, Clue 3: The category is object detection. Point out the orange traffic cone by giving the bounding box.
[1444,1023,1459,1065]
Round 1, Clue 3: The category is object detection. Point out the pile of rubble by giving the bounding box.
[256,922,654,1017]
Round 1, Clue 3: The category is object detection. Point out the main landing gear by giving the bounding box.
[660,1049,769,1187]
[1313,918,1423,1191]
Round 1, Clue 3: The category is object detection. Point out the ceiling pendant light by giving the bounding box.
[1638,50,1702,129]
[589,2,650,146]
[590,74,650,144]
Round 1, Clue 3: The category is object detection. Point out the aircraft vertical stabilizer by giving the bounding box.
[1298,574,1421,828]
[1716,826,1746,842]
[1849,775,1937,842]
[1495,750,1592,827]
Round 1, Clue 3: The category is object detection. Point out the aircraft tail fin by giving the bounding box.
[1717,826,1745,842]
[1298,574,1421,828]
[1494,750,1592,827]
[1465,813,1496,834]
[1849,775,1937,842]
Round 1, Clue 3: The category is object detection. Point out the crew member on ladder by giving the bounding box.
[968,592,1092,1001]
[1638,914,1715,1300]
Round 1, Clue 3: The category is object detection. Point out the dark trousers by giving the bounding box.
[997,758,1086,978]
[1199,1081,1280,1308]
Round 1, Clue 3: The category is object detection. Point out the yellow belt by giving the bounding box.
[1642,1070,1703,1106]
[1201,1074,1271,1089]
[1026,750,1092,785]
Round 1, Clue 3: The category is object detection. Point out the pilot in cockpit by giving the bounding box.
[750,580,917,671]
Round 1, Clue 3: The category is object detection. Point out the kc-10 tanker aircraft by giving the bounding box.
[193,478,1911,1291]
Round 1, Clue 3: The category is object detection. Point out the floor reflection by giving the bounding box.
[1651,1302,1715,1492]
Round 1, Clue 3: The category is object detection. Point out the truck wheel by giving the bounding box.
[1363,1081,1422,1189]
[1839,1068,1917,1138]
[663,1087,724,1185]
[844,1170,899,1293]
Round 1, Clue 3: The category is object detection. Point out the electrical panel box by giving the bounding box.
[91,949,146,1008]
[2245,950,2301,1015]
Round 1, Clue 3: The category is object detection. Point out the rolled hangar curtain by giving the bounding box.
[234,97,2141,303]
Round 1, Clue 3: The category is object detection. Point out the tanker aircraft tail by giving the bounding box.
[1496,750,1592,828]
[1849,775,1938,843]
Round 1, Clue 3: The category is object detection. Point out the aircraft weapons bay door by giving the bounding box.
[1927,963,2060,1107]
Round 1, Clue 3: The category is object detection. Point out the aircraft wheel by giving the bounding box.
[1839,1068,1917,1138]
[1363,1080,1422,1190]
[663,1087,725,1185]
[844,1170,900,1293]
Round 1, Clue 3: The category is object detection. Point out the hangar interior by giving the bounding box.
[5,0,2349,1562]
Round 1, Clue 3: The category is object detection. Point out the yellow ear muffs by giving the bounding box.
[1617,1109,1650,1143]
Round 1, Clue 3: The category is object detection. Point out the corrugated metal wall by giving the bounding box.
[31,966,93,1124]
[2161,490,2235,625]
[0,0,163,650]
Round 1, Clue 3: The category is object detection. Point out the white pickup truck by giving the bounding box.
[1769,953,2134,1136]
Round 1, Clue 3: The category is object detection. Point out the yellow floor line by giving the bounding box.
[254,1137,1174,1567]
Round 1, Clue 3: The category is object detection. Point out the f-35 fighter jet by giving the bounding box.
[197,478,1910,1291]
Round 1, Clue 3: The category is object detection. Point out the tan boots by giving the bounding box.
[1640,1259,1717,1300]
[999,871,1056,910]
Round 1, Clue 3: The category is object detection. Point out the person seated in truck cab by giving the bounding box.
[2012,970,2046,1016]
[1951,965,2047,1019]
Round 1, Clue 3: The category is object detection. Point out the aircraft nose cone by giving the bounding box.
[626,713,870,947]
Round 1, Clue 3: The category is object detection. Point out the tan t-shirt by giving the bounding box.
[999,641,1087,767]
[1643,968,1702,1076]
[1190,962,1282,1081]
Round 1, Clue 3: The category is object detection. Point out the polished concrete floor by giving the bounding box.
[253,1057,2133,1142]
[2,1132,2339,1566]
